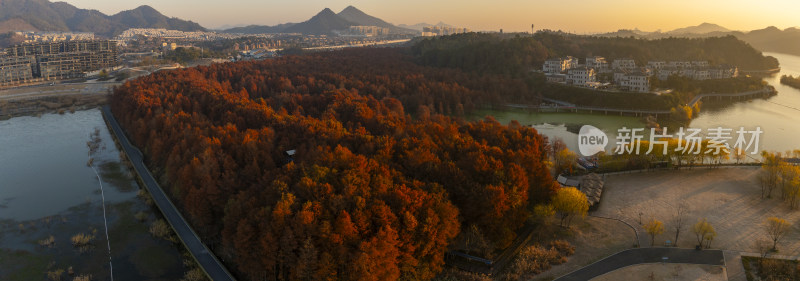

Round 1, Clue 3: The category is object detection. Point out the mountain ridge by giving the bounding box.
[281,7,355,35]
[0,0,205,37]
[222,6,417,35]
[597,23,800,58]
[667,22,731,34]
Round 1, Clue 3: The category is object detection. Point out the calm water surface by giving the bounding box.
[0,109,185,280]
[690,52,800,154]
[475,52,800,154]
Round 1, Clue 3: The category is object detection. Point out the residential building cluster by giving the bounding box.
[645,60,738,80]
[115,28,247,43]
[421,26,470,36]
[0,41,119,87]
[233,40,284,51]
[542,56,739,93]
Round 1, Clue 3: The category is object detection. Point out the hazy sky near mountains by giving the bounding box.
[59,0,800,32]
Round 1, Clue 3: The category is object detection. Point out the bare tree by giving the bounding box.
[670,203,688,247]
[765,217,791,251]
[759,151,781,199]
[733,148,746,164]
[754,239,772,259]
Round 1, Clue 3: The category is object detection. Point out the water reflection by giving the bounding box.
[0,109,185,280]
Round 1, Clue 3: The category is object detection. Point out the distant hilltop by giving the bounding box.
[222,6,418,36]
[0,0,205,37]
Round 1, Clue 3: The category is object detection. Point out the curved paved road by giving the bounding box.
[102,106,236,281]
[554,248,725,281]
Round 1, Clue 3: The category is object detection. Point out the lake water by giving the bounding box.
[475,52,800,155]
[0,109,185,280]
[470,109,644,153]
[689,52,800,154]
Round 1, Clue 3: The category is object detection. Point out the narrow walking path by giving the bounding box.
[554,248,725,281]
[102,106,235,281]
[724,251,747,281]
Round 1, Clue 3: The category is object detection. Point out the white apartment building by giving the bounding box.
[667,61,692,68]
[692,61,710,68]
[542,56,579,74]
[693,69,710,80]
[565,56,579,69]
[543,58,566,73]
[611,58,636,70]
[647,61,666,70]
[586,56,608,72]
[566,67,597,86]
[655,68,677,80]
[709,65,738,79]
[614,69,650,93]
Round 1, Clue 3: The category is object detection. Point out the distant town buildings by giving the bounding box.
[345,26,390,37]
[16,31,95,43]
[421,26,470,36]
[116,28,221,41]
[0,41,118,86]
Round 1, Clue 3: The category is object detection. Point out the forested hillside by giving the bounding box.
[111,48,558,280]
[411,32,779,74]
[410,33,775,111]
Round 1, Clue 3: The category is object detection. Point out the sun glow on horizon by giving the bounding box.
[56,0,800,32]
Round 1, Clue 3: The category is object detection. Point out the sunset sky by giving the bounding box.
[59,0,800,32]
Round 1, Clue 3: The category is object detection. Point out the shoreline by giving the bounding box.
[0,94,108,120]
[740,67,781,74]
[502,87,775,119]
[0,82,118,120]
